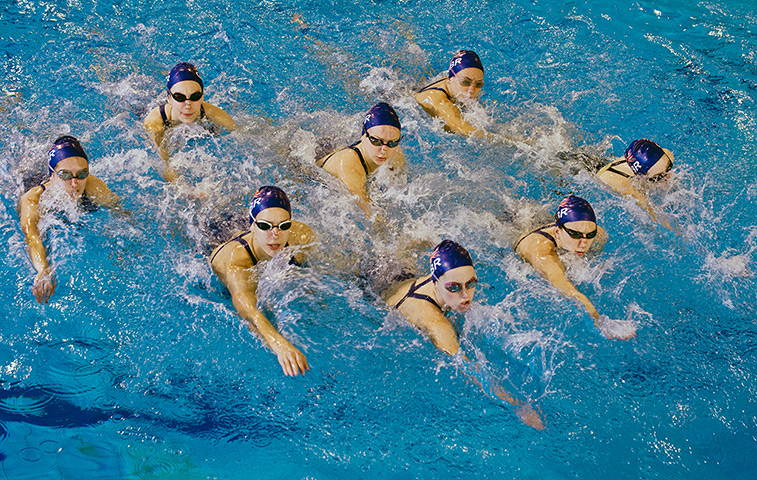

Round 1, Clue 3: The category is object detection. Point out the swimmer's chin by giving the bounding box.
[454,302,472,313]
[266,244,284,255]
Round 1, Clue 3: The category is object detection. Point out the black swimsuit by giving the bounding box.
[210,230,258,265]
[393,277,442,310]
[210,231,298,266]
[38,183,98,213]
[596,158,632,178]
[418,78,452,101]
[159,104,207,128]
[513,224,558,252]
[317,141,369,174]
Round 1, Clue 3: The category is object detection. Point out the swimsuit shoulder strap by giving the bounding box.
[317,141,367,173]
[210,230,257,265]
[597,158,632,178]
[159,104,170,128]
[514,224,558,252]
[200,104,206,119]
[418,78,452,101]
[394,276,441,310]
[348,141,369,175]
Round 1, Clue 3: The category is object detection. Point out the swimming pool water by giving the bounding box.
[1,0,756,478]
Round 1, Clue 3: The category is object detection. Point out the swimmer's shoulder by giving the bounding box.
[318,145,364,174]
[384,276,416,304]
[415,79,452,107]
[202,101,238,131]
[18,184,46,215]
[515,224,557,257]
[211,231,255,270]
[290,220,315,246]
[143,105,165,134]
[84,175,120,208]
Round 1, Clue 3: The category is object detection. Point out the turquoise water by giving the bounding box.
[1,0,756,478]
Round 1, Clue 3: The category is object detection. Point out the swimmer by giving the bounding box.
[385,240,544,429]
[596,139,675,228]
[17,136,121,304]
[143,62,237,181]
[316,102,405,218]
[210,186,314,377]
[514,195,633,340]
[415,50,521,141]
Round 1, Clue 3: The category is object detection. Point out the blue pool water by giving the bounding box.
[1,0,756,478]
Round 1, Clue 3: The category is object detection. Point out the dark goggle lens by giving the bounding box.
[171,91,203,102]
[255,220,292,231]
[564,226,597,240]
[56,169,89,180]
[367,134,401,148]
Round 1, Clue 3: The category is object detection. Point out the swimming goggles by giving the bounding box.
[171,91,203,102]
[647,159,673,182]
[254,219,292,231]
[453,72,484,89]
[444,278,478,294]
[55,168,89,181]
[366,133,401,148]
[556,219,597,240]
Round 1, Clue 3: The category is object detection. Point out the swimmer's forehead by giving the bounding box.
[169,80,203,92]
[454,67,484,79]
[438,265,476,281]
[366,124,401,139]
[254,207,291,220]
[54,156,88,170]
[561,220,597,231]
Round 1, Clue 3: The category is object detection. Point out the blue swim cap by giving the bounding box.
[430,240,474,282]
[48,136,88,174]
[625,139,665,175]
[448,50,484,78]
[166,62,204,93]
[249,186,292,224]
[555,195,596,224]
[362,102,401,133]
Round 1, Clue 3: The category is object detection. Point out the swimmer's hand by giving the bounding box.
[272,339,310,377]
[516,404,545,430]
[32,267,56,304]
[598,315,637,340]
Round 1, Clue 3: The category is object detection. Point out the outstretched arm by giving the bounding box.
[461,358,545,430]
[415,89,479,137]
[224,261,309,376]
[143,109,177,181]
[18,187,55,304]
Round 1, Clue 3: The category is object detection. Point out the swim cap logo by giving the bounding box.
[557,207,569,219]
[450,57,463,69]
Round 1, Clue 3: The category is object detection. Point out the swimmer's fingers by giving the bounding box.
[516,404,545,430]
[275,343,310,377]
[32,269,56,304]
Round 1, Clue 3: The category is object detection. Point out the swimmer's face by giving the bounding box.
[51,156,89,199]
[644,148,675,182]
[556,220,597,257]
[168,80,204,123]
[434,265,477,313]
[252,207,291,260]
[449,67,484,101]
[362,125,401,167]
